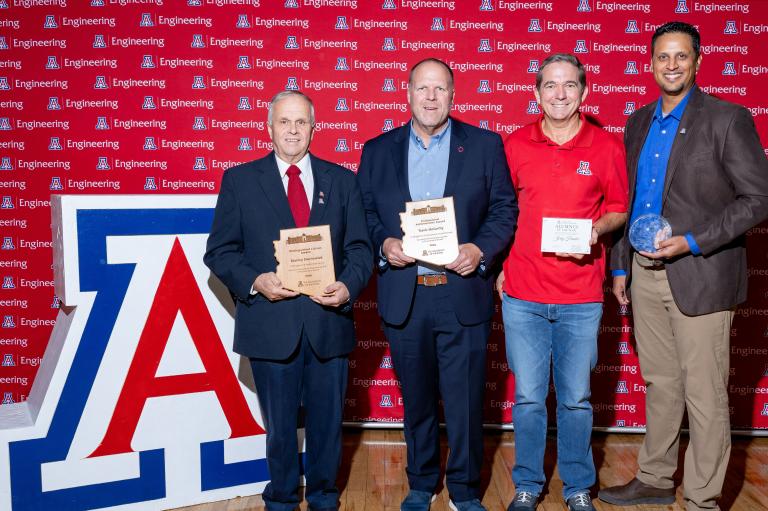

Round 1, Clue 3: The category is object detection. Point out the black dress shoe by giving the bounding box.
[598,478,675,506]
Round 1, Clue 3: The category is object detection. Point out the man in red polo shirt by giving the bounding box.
[497,54,628,511]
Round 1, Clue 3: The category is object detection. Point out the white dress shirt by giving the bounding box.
[275,152,314,208]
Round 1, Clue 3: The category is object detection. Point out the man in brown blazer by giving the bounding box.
[599,22,768,511]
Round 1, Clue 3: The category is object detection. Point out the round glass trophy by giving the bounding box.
[629,214,672,253]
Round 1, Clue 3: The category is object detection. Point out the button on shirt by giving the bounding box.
[408,119,451,275]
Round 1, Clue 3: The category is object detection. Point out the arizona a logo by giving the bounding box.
[478,38,492,52]
[431,17,445,31]
[193,157,208,171]
[143,137,158,151]
[335,16,348,30]
[238,137,253,151]
[528,18,542,32]
[574,40,588,53]
[577,161,592,175]
[624,61,639,74]
[49,137,63,150]
[335,98,349,111]
[335,138,350,152]
[335,58,349,71]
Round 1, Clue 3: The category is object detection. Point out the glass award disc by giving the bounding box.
[629,213,672,253]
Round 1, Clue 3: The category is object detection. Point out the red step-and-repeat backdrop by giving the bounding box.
[1,0,767,431]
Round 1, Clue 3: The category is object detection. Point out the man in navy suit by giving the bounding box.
[357,59,518,511]
[204,91,372,511]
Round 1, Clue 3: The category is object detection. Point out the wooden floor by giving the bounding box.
[177,429,768,511]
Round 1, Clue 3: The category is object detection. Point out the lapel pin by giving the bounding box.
[457,146,464,152]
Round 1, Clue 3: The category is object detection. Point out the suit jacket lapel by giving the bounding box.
[626,105,655,210]
[308,154,332,226]
[443,119,467,198]
[256,152,296,228]
[391,125,412,202]
[662,87,702,205]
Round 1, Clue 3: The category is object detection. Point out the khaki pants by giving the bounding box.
[631,255,732,511]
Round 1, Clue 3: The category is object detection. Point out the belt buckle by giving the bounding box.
[636,253,664,269]
[420,274,445,286]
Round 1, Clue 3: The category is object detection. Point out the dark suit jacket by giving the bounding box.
[357,118,518,326]
[611,87,768,316]
[204,153,373,360]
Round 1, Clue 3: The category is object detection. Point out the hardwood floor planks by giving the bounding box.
[175,430,768,511]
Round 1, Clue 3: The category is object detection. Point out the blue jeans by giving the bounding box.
[502,294,602,500]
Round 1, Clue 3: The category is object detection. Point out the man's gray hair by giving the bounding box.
[267,90,315,126]
[535,53,587,91]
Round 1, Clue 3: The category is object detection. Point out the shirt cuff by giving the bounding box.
[378,245,388,268]
[612,269,627,277]
[250,285,258,295]
[685,232,701,255]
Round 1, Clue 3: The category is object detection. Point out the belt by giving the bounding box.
[635,253,665,270]
[416,274,448,286]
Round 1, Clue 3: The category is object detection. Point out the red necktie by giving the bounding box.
[286,164,310,228]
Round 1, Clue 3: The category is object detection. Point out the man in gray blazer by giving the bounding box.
[599,22,768,511]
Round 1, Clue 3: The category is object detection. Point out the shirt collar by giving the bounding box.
[409,118,452,150]
[530,113,594,149]
[275,152,311,179]
[653,85,695,122]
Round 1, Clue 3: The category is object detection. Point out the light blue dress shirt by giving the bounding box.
[408,119,451,275]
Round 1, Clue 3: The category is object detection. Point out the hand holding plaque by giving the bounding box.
[274,225,335,297]
[400,197,460,266]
